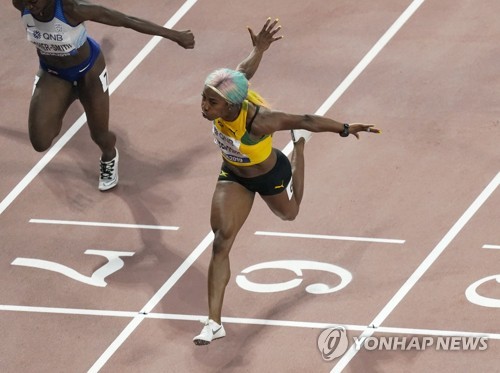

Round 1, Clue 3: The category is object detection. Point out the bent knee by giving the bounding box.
[29,120,60,152]
[276,206,299,221]
[29,135,53,152]
[280,213,297,221]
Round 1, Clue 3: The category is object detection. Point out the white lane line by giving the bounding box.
[333,171,500,372]
[90,0,427,369]
[107,0,197,95]
[0,114,87,216]
[3,304,500,341]
[282,0,426,156]
[29,219,179,231]
[0,305,136,318]
[148,314,366,333]
[255,231,405,244]
[0,0,198,217]
[87,231,214,373]
[375,326,497,339]
[483,244,500,250]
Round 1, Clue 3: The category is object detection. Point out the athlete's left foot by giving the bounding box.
[99,148,119,191]
[193,319,226,345]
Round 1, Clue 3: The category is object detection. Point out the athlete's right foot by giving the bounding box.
[193,319,226,345]
[291,129,312,143]
[98,148,119,191]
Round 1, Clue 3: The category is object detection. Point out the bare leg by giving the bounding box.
[78,53,116,161]
[290,138,305,206]
[261,139,306,220]
[208,181,255,324]
[28,70,76,152]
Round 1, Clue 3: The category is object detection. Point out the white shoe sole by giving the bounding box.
[98,176,119,191]
[291,129,312,143]
[193,334,225,346]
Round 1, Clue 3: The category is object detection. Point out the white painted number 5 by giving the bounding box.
[236,260,352,294]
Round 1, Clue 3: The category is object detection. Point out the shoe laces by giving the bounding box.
[100,159,115,180]
[200,319,222,332]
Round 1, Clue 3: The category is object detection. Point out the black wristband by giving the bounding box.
[339,123,350,137]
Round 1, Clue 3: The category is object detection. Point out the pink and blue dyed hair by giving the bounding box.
[204,68,249,105]
[204,68,269,107]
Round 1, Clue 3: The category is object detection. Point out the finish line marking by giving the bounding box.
[2,304,499,340]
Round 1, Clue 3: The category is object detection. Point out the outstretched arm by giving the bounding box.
[237,18,283,80]
[64,0,195,49]
[253,110,381,139]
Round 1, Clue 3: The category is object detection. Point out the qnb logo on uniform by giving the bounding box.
[41,32,64,41]
[317,326,349,361]
[32,30,64,42]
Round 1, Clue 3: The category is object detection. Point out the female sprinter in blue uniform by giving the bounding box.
[13,0,195,190]
[193,18,380,345]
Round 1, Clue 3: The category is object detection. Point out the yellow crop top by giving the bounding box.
[212,100,272,166]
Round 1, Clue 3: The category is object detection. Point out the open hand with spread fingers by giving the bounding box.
[247,17,283,51]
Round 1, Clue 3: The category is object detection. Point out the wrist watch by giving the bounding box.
[339,123,350,137]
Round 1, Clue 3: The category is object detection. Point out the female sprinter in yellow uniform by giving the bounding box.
[194,19,380,345]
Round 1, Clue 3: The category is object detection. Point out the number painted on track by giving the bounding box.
[235,260,352,294]
[465,274,500,308]
[11,250,135,287]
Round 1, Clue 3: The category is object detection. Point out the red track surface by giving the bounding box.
[1,0,499,372]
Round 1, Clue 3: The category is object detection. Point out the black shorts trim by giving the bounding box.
[218,149,292,196]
